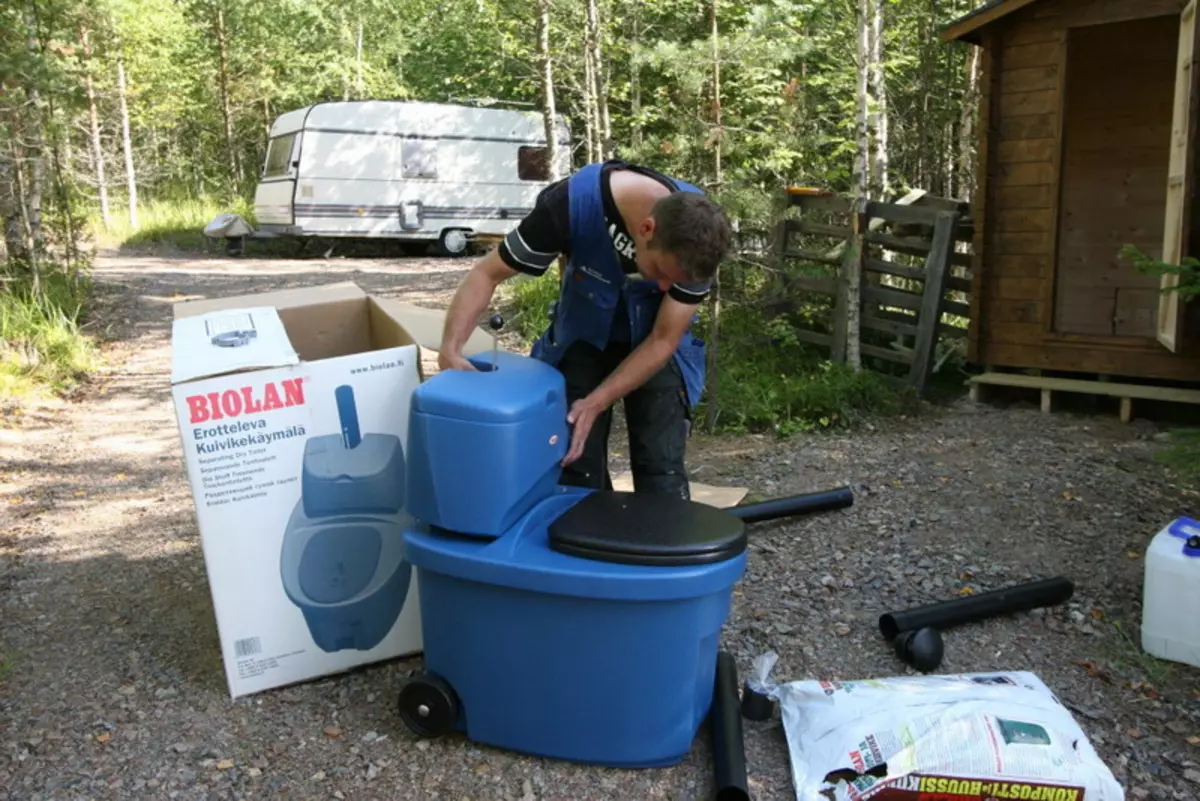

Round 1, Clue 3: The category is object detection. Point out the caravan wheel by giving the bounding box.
[436,228,470,257]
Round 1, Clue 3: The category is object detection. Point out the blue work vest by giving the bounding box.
[529,163,709,408]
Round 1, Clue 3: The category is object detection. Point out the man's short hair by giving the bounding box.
[647,191,733,284]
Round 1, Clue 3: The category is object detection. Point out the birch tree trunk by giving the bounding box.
[356,20,364,98]
[582,46,597,163]
[536,0,560,181]
[81,24,111,231]
[705,0,722,431]
[116,53,139,230]
[215,5,241,184]
[846,0,872,371]
[868,0,889,199]
[958,45,981,203]
[629,3,643,149]
[0,148,29,262]
[24,3,45,265]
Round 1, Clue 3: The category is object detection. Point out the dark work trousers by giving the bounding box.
[555,340,692,500]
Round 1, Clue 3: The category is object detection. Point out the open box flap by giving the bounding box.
[172,282,367,320]
[170,305,300,385]
[370,296,508,357]
[171,282,512,384]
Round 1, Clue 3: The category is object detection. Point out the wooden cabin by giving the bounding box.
[942,0,1200,385]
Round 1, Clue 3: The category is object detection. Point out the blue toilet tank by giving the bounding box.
[406,350,568,538]
[399,349,748,768]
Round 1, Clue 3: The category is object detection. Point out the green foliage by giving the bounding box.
[500,259,912,437]
[0,268,96,398]
[1120,244,1200,302]
[500,266,561,344]
[2,0,984,428]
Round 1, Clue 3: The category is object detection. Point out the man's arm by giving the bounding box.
[562,295,697,464]
[438,180,570,371]
[438,249,520,371]
[592,295,696,408]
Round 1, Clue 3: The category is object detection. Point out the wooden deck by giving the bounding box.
[968,370,1200,422]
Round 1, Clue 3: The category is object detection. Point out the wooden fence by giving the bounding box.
[768,188,975,395]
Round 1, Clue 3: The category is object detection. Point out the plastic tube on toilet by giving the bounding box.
[336,384,362,449]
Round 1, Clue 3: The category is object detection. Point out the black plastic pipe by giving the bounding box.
[711,651,750,801]
[879,576,1075,641]
[728,486,855,524]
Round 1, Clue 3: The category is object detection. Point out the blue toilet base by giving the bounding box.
[407,562,739,768]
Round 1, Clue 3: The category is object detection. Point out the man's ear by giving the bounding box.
[639,215,656,241]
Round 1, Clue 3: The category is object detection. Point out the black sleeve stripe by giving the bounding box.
[669,284,710,304]
[499,231,552,276]
[507,229,559,270]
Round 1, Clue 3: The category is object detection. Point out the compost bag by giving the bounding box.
[748,653,1124,801]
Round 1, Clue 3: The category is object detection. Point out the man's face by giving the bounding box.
[634,216,688,290]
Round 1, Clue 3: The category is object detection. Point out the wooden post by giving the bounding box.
[832,197,868,364]
[908,211,959,393]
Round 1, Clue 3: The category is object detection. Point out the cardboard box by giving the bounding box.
[170,282,494,698]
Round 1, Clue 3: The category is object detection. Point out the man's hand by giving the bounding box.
[437,350,478,372]
[439,248,519,367]
[562,395,608,466]
[560,295,698,466]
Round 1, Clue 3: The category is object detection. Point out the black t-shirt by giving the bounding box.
[498,160,713,309]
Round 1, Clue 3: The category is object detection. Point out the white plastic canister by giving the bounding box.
[1141,517,1200,669]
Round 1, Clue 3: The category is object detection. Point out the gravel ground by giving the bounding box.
[2,250,1199,801]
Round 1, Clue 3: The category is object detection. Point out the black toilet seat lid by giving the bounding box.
[548,490,747,567]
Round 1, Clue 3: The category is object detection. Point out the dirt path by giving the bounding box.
[2,252,1198,800]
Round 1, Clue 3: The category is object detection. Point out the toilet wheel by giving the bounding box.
[398,672,459,739]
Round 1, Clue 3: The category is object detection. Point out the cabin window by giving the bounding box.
[518,146,551,181]
[402,139,438,179]
[262,133,296,179]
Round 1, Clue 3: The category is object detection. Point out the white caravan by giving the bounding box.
[250,100,571,255]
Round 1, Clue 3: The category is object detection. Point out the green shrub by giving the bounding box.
[500,263,912,436]
[0,268,96,397]
[500,264,561,343]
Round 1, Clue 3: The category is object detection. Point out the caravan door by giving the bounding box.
[254,130,301,229]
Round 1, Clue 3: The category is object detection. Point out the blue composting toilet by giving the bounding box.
[397,350,748,768]
[280,384,415,653]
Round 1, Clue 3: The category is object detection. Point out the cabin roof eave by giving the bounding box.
[939,0,1047,44]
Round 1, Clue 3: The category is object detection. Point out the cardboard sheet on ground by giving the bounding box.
[610,471,748,508]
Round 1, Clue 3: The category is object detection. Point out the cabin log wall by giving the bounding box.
[971,0,1200,381]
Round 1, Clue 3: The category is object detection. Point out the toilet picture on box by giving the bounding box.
[281,382,415,653]
[205,311,260,349]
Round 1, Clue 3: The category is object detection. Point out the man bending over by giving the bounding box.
[437,159,732,500]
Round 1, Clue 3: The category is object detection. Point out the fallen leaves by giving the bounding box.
[1073,660,1114,683]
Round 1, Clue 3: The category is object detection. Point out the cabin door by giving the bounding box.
[1052,16,1180,338]
[1157,0,1199,353]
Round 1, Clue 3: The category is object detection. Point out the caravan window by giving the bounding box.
[518,146,550,181]
[402,139,438,179]
[263,133,296,179]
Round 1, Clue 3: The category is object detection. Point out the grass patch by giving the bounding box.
[90,194,257,253]
[1107,618,1177,688]
[0,268,97,398]
[1152,427,1200,488]
[500,262,914,436]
